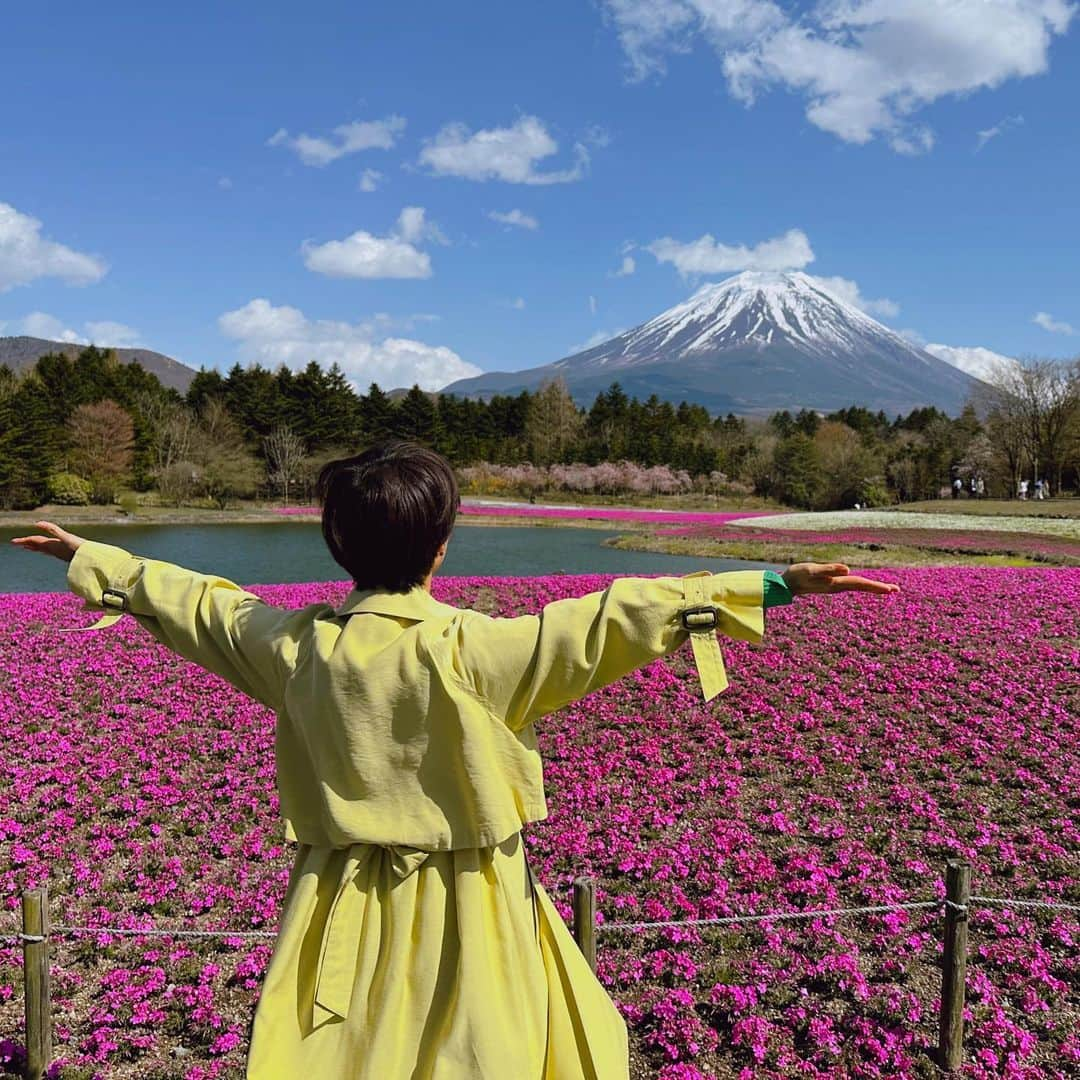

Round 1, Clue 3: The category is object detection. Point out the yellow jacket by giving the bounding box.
[65,540,768,851]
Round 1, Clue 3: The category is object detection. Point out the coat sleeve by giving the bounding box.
[64,539,301,710]
[451,570,768,732]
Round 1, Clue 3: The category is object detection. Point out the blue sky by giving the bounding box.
[2,0,1078,392]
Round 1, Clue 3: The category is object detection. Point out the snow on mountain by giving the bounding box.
[442,270,983,416]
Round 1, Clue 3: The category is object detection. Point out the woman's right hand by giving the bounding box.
[10,520,86,564]
[781,562,900,597]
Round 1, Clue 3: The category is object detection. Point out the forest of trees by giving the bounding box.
[0,346,1077,511]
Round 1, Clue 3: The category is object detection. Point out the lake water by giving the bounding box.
[0,522,778,594]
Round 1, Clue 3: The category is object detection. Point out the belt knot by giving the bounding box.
[313,841,431,1025]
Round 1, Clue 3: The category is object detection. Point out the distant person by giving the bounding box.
[969,476,977,497]
[976,477,986,499]
[1019,479,1029,500]
[13,441,899,1079]
[952,477,962,499]
[1034,479,1045,500]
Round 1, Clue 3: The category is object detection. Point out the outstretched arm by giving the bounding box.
[448,563,897,733]
[12,521,301,710]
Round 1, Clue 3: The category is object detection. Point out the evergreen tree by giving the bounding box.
[772,433,821,509]
[398,385,439,443]
[186,367,227,412]
[359,383,396,442]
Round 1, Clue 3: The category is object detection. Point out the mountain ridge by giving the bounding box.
[0,336,197,394]
[442,271,983,416]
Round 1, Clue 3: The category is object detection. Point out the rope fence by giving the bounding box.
[4,860,1079,1078]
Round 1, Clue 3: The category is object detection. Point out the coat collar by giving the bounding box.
[334,584,460,622]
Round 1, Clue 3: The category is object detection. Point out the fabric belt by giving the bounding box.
[313,841,431,1025]
[680,571,729,702]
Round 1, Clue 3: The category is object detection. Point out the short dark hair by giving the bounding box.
[316,440,460,592]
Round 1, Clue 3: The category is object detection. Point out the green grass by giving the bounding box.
[888,498,1080,519]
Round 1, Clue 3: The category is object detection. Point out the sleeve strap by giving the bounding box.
[680,571,730,702]
[60,545,139,633]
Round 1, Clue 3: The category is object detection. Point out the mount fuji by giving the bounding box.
[441,271,983,416]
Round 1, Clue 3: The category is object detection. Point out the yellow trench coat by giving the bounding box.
[64,541,769,1079]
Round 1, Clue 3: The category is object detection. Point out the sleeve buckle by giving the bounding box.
[680,605,718,631]
[101,588,128,611]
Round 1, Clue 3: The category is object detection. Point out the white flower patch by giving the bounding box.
[730,511,1080,539]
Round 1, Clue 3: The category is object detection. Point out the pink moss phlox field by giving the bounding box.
[653,522,1080,564]
[272,504,777,526]
[1,569,1077,1078]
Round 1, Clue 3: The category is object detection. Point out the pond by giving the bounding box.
[0,522,779,594]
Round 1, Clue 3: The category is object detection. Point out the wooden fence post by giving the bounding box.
[939,860,970,1071]
[22,886,52,1080]
[573,878,597,973]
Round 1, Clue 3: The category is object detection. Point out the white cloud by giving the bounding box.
[601,1,1074,152]
[419,116,589,184]
[925,343,1017,381]
[217,176,233,190]
[0,202,107,292]
[268,115,406,167]
[610,253,637,277]
[589,295,598,314]
[975,114,1024,151]
[358,168,383,192]
[569,328,625,353]
[85,320,143,347]
[488,208,540,230]
[14,312,142,347]
[395,206,447,246]
[810,275,899,318]
[510,296,526,310]
[647,227,813,277]
[1033,310,1075,335]
[219,298,482,392]
[20,312,84,342]
[302,207,441,280]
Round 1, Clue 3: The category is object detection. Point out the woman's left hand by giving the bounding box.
[782,562,900,597]
[10,520,86,563]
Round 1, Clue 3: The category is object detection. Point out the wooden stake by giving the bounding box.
[573,878,597,973]
[22,887,52,1080]
[939,861,970,1071]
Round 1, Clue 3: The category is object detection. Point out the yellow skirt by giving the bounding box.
[246,831,629,1079]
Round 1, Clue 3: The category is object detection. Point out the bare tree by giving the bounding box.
[263,424,308,507]
[973,357,1080,494]
[66,399,135,503]
[191,398,260,509]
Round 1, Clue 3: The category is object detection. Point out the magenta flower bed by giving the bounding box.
[1,570,1077,1078]
[654,523,1080,565]
[271,503,777,526]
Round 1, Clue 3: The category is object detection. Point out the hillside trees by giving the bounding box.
[2,345,1078,511]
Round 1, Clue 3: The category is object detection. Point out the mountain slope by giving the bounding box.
[0,336,197,394]
[442,271,982,416]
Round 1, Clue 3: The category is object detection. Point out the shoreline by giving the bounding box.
[0,499,770,530]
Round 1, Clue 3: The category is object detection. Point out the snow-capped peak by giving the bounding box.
[617,270,912,361]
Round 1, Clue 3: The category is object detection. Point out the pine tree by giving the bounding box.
[398,385,438,443]
[359,383,396,442]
